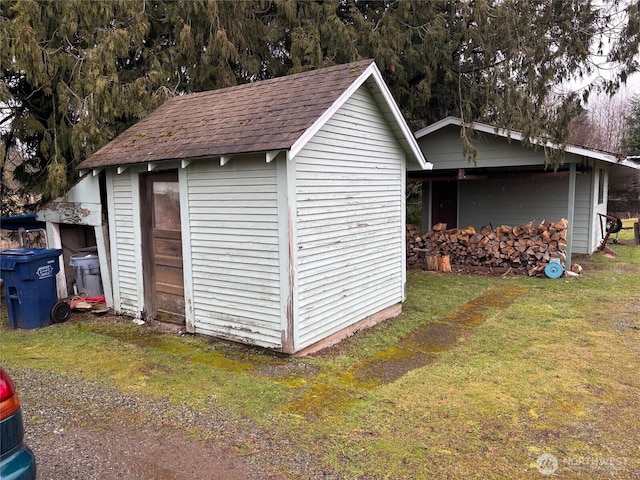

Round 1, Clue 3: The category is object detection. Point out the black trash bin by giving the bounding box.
[0,248,63,329]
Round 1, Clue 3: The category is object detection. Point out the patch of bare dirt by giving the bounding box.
[33,424,258,480]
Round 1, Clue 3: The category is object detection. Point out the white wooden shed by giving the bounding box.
[77,60,431,355]
[413,116,640,265]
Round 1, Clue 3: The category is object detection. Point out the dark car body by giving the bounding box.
[0,368,36,480]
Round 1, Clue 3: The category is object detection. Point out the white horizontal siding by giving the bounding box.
[187,158,282,348]
[295,85,405,349]
[109,172,140,315]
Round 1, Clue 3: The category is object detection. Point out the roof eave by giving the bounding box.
[620,158,640,170]
[78,149,292,177]
[414,116,462,138]
[416,116,625,166]
[367,64,432,170]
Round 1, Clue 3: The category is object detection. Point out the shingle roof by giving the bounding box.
[77,60,378,170]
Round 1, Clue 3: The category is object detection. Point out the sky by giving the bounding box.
[560,0,640,101]
[620,73,640,97]
[564,59,640,106]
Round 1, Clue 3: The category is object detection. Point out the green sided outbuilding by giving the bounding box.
[77,60,431,355]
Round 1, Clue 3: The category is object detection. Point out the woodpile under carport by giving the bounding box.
[407,219,568,276]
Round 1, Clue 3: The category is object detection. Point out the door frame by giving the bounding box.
[139,169,185,322]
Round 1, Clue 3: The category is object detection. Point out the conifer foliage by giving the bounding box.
[621,95,640,156]
[1,0,639,202]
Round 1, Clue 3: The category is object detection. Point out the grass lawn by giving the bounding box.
[1,220,639,478]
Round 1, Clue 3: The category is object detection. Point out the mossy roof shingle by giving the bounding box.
[78,60,375,169]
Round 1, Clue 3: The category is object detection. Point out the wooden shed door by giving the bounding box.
[141,171,185,324]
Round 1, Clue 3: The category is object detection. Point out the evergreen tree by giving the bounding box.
[0,0,269,201]
[621,94,640,156]
[2,0,639,203]
[342,0,639,163]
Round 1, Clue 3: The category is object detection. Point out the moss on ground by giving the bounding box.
[1,236,639,478]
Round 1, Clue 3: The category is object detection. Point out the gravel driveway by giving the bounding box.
[9,368,325,480]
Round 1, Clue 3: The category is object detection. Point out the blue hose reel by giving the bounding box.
[544,259,564,279]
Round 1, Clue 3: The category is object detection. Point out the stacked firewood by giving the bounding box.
[407,219,568,276]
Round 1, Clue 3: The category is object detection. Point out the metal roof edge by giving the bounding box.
[414,116,463,138]
[620,158,640,170]
[416,116,625,166]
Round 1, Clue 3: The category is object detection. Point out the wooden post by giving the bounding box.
[565,162,576,268]
[45,221,68,300]
[634,222,639,246]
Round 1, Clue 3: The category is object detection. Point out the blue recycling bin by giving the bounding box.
[1,248,63,329]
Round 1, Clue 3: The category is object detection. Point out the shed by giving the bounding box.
[413,116,640,265]
[77,60,431,355]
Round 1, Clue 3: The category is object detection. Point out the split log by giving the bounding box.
[437,255,452,272]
